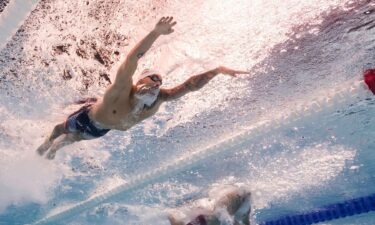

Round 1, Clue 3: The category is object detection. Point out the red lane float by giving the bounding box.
[364,69,375,95]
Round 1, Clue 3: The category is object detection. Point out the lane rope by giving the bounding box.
[261,193,375,225]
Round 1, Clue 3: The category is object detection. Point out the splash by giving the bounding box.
[252,144,356,209]
[0,151,63,213]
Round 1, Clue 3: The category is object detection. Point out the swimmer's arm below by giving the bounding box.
[159,66,249,101]
[159,69,219,101]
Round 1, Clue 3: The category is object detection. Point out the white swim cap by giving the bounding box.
[136,69,160,81]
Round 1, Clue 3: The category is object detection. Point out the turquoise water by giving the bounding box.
[0,0,374,224]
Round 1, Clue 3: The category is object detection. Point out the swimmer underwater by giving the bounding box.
[168,186,252,225]
[36,16,249,159]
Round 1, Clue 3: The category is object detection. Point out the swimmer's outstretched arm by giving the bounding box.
[160,66,249,101]
[114,17,177,87]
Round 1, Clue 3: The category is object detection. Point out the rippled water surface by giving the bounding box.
[0,0,374,224]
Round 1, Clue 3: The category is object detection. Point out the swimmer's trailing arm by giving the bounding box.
[113,16,177,87]
[160,66,249,101]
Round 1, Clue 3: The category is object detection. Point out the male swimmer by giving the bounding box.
[36,16,249,159]
[168,186,252,225]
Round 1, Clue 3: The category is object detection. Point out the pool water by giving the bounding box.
[0,0,374,224]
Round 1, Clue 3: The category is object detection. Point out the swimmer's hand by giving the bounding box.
[216,66,250,77]
[154,16,177,35]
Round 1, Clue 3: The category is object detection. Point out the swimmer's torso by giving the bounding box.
[89,85,162,131]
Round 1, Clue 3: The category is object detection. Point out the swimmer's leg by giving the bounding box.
[36,122,66,156]
[46,133,81,160]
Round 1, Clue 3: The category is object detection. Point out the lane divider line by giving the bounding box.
[0,0,40,51]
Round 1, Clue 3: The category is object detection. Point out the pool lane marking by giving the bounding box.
[0,0,40,51]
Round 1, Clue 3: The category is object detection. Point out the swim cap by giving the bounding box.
[364,69,375,95]
[136,69,160,81]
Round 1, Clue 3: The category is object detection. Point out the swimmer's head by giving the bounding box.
[134,69,162,106]
[136,69,163,88]
[215,187,251,215]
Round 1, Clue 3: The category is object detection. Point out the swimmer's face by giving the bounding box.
[136,74,163,89]
[135,74,162,99]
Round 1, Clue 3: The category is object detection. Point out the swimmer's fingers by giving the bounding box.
[232,70,250,76]
[166,16,173,23]
[155,16,177,35]
[158,17,166,23]
[217,66,250,77]
[166,18,177,34]
[169,23,177,32]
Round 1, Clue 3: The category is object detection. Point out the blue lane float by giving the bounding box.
[260,193,375,225]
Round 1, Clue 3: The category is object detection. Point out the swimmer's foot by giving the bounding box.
[36,140,52,156]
